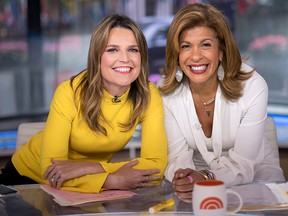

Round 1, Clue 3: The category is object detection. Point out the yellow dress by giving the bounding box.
[12,72,167,193]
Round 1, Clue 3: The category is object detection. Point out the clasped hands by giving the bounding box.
[172,168,206,203]
[43,159,162,190]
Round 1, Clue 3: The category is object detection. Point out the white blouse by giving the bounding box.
[162,64,285,186]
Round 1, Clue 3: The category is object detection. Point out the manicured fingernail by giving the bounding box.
[187,175,193,183]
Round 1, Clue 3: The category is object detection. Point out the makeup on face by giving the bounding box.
[101,27,141,97]
[179,26,222,85]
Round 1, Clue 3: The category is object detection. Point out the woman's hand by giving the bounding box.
[172,168,205,203]
[43,159,105,189]
[103,160,162,190]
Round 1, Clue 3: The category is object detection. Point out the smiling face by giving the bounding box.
[101,27,141,96]
[179,26,223,88]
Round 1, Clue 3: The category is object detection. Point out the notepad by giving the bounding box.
[266,182,288,204]
[40,184,136,206]
[229,182,288,211]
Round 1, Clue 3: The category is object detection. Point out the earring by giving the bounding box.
[217,62,224,81]
[175,66,183,82]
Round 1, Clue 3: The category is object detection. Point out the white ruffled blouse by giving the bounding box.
[163,63,285,186]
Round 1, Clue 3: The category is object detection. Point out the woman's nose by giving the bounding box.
[190,47,202,61]
[119,50,130,62]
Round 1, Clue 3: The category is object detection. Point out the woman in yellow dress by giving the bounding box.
[0,14,167,193]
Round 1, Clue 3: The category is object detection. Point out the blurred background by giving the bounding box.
[0,0,288,160]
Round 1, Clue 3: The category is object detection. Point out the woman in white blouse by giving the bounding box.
[159,3,285,203]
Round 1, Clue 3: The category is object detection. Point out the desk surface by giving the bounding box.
[0,182,288,215]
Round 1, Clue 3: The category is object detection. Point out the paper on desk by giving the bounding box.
[229,182,288,211]
[40,184,136,206]
[266,182,288,204]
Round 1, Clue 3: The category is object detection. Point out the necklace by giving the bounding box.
[201,97,215,106]
[200,97,215,117]
[189,84,216,117]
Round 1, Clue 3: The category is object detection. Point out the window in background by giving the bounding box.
[0,0,287,147]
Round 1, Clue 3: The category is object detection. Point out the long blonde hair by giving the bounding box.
[71,14,150,135]
[160,3,253,101]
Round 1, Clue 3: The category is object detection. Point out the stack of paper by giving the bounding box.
[230,182,288,211]
[266,182,288,204]
[40,184,136,206]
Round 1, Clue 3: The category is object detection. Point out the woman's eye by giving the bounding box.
[202,42,212,48]
[107,48,117,52]
[180,44,190,49]
[129,48,139,53]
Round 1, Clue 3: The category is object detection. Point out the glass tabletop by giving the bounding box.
[0,182,287,215]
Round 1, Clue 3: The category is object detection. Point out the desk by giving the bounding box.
[1,182,288,215]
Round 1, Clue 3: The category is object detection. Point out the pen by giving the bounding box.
[148,198,174,214]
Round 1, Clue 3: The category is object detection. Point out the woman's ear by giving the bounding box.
[219,50,224,62]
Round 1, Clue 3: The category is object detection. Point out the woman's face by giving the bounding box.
[179,26,223,86]
[101,27,141,96]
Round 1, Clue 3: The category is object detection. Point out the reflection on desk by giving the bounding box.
[0,182,288,215]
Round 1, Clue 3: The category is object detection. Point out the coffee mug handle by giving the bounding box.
[226,189,243,215]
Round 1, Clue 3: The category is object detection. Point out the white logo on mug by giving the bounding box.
[192,180,243,216]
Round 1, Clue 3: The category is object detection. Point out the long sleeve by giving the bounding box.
[211,72,269,186]
[163,65,282,186]
[41,82,167,192]
[163,83,197,181]
[40,80,109,193]
[40,81,75,175]
[101,83,168,177]
[211,71,283,185]
[12,74,167,193]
